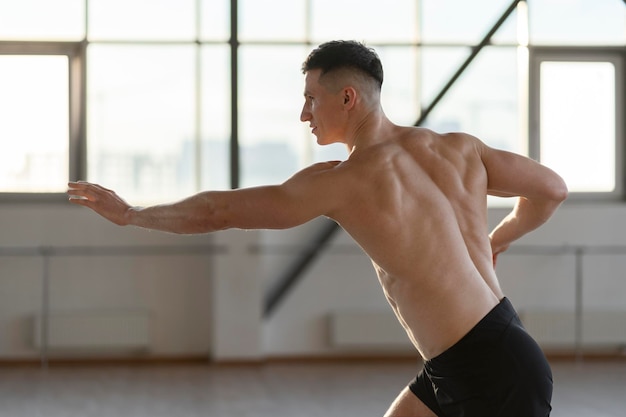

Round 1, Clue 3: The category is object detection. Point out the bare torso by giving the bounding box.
[328,127,502,360]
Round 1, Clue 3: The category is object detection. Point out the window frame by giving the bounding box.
[0,4,624,203]
[529,46,625,201]
[0,41,86,201]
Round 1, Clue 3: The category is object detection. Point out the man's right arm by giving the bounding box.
[479,144,568,263]
[67,161,343,235]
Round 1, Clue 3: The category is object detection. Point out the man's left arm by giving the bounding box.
[479,144,568,262]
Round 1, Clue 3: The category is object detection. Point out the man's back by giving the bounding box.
[328,127,502,359]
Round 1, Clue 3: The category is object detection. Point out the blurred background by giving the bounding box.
[0,1,625,415]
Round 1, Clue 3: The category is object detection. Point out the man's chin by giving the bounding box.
[317,137,337,146]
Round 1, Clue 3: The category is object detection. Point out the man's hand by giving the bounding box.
[67,181,133,226]
[489,234,510,268]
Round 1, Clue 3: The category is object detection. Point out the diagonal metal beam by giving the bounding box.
[415,0,522,126]
[263,218,339,318]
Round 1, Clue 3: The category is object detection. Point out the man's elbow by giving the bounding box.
[551,176,569,204]
[533,176,568,224]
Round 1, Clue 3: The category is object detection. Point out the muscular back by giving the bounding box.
[328,127,502,359]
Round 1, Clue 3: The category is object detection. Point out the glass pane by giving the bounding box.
[419,47,472,112]
[540,61,616,192]
[529,0,626,45]
[0,56,69,192]
[239,46,308,187]
[88,0,195,41]
[420,0,517,44]
[0,0,85,40]
[377,46,421,127]
[422,47,522,154]
[239,0,306,41]
[87,45,196,204]
[200,0,230,41]
[490,7,519,45]
[200,46,230,190]
[311,0,417,43]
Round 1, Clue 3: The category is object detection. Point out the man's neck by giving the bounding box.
[347,112,394,155]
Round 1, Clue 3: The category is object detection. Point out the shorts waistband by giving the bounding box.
[425,297,518,370]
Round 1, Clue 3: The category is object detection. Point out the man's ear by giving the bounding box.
[342,87,357,109]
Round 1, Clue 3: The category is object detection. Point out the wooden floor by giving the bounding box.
[0,358,624,416]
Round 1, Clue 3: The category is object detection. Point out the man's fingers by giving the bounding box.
[68,180,90,188]
[67,181,97,201]
[68,196,90,205]
[68,181,89,193]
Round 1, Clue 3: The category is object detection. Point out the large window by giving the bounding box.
[0,55,69,192]
[87,45,198,202]
[0,41,84,195]
[530,49,624,198]
[85,0,231,203]
[0,0,85,41]
[0,0,625,202]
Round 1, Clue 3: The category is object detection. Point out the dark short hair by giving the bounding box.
[301,40,383,89]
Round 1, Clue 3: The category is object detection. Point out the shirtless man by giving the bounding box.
[67,40,567,416]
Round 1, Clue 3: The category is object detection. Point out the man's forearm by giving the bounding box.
[125,192,228,234]
[489,195,563,252]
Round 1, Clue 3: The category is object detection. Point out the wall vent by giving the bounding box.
[328,310,413,351]
[34,310,151,353]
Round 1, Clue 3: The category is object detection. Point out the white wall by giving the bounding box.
[262,203,626,358]
[0,203,215,359]
[493,204,626,312]
[1,202,626,361]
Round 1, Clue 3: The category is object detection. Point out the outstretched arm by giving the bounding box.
[67,161,342,234]
[67,182,264,233]
[480,145,568,265]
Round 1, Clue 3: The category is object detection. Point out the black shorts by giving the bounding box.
[409,297,553,417]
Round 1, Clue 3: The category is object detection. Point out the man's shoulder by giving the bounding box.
[423,131,487,158]
[392,127,476,148]
[388,128,483,159]
[284,160,349,188]
[423,129,476,143]
[294,160,343,175]
[313,160,343,169]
